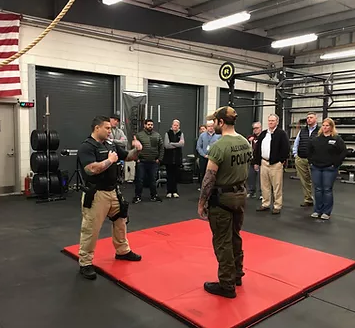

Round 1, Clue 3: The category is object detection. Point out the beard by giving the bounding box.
[214,125,222,134]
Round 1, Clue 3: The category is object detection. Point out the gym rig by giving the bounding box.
[30,96,66,203]
[219,62,355,184]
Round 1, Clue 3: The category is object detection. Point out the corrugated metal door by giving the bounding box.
[35,66,115,175]
[148,81,198,157]
[220,88,256,138]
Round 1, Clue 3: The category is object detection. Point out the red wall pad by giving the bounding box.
[63,219,355,328]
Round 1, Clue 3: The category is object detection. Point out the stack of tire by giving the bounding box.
[30,130,62,196]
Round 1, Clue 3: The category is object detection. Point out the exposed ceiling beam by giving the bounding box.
[151,0,173,8]
[267,9,355,38]
[244,1,346,31]
[188,0,238,17]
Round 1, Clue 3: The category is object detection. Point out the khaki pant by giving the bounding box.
[260,160,284,210]
[208,189,246,291]
[295,156,313,204]
[79,190,130,266]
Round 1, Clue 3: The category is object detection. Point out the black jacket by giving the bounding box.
[254,127,289,165]
[308,134,347,168]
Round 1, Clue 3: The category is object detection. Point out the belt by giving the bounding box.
[262,158,269,162]
[214,184,244,194]
[96,185,117,191]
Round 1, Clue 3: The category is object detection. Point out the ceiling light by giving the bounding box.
[271,33,318,48]
[202,11,251,31]
[102,0,123,5]
[320,49,355,60]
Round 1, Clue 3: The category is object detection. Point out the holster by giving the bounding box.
[83,183,97,209]
[109,187,130,224]
[209,190,235,214]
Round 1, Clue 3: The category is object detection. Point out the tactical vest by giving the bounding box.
[298,126,319,158]
[81,138,118,189]
[163,130,182,165]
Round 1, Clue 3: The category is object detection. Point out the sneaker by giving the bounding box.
[204,282,236,298]
[172,193,179,198]
[320,214,330,220]
[79,265,97,280]
[132,196,141,204]
[166,193,172,198]
[115,251,142,261]
[151,195,162,202]
[311,212,320,218]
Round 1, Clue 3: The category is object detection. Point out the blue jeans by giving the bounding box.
[310,165,338,215]
[135,161,158,197]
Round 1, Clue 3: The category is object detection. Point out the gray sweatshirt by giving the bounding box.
[110,127,128,148]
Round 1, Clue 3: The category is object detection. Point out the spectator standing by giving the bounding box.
[133,119,164,203]
[308,118,347,220]
[196,121,221,184]
[163,120,185,198]
[247,121,262,199]
[254,114,289,214]
[292,112,319,207]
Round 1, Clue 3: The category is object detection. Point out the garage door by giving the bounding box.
[220,89,256,138]
[35,66,115,175]
[148,81,198,157]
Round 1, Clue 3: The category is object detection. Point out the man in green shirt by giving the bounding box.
[198,106,252,299]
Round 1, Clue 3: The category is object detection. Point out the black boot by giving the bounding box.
[115,251,142,261]
[79,265,97,280]
[236,277,242,286]
[204,282,236,298]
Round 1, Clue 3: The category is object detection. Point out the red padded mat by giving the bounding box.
[63,219,355,328]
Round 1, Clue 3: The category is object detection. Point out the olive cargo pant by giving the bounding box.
[79,190,131,267]
[208,188,246,290]
[295,156,313,204]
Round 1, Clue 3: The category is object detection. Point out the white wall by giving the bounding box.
[4,22,282,190]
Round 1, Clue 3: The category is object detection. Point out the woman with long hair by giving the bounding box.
[308,118,347,220]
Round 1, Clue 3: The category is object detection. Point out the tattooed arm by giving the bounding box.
[125,148,139,161]
[198,160,219,219]
[84,151,118,176]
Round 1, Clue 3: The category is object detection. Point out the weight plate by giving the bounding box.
[32,172,62,195]
[33,174,47,195]
[50,173,62,194]
[219,62,235,82]
[49,130,60,151]
[30,152,47,173]
[30,130,47,151]
[49,152,59,172]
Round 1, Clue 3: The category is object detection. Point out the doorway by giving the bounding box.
[0,103,16,194]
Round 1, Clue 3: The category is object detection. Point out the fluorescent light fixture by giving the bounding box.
[202,11,251,31]
[102,0,123,5]
[271,33,318,48]
[320,49,355,60]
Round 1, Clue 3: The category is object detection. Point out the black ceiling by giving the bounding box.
[2,0,287,56]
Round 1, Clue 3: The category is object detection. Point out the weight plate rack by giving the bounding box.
[30,129,63,199]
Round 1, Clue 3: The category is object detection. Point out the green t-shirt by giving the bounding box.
[208,134,252,186]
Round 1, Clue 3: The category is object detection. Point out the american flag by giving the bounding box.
[0,13,21,97]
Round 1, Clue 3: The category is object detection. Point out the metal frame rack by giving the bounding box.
[218,63,355,182]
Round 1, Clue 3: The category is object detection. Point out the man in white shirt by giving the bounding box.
[254,114,289,214]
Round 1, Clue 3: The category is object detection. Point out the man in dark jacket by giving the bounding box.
[163,119,185,198]
[292,112,319,207]
[247,121,262,199]
[254,114,289,214]
[133,119,164,203]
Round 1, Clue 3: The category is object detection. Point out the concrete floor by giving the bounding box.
[0,174,354,328]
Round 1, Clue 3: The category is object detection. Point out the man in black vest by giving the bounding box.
[77,116,143,280]
[292,112,319,206]
[163,119,185,198]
